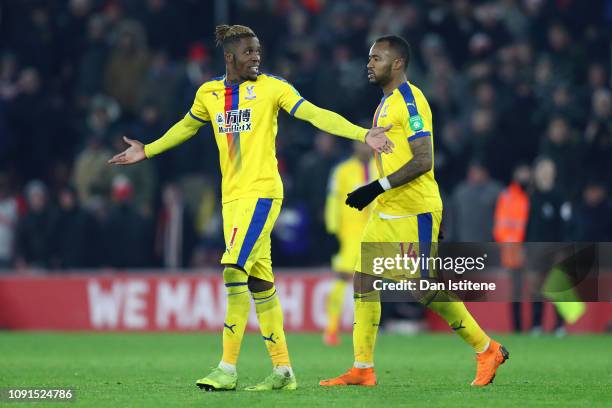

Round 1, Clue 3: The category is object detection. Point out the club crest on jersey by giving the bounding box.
[245,85,256,100]
[379,104,389,118]
[217,108,253,133]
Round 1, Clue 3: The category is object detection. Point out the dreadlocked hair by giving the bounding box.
[214,24,256,49]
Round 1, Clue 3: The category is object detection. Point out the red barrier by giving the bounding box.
[0,271,609,332]
[0,271,351,332]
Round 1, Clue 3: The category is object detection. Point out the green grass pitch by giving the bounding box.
[2,332,611,407]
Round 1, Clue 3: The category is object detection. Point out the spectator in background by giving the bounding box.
[74,14,109,109]
[568,181,612,242]
[101,175,152,268]
[51,186,99,269]
[6,67,56,180]
[533,84,585,132]
[450,162,502,242]
[138,51,182,123]
[72,134,113,210]
[109,132,156,218]
[155,183,196,269]
[526,158,566,242]
[494,164,531,244]
[137,0,188,59]
[293,132,340,263]
[540,116,579,200]
[525,157,571,335]
[103,20,150,116]
[10,6,56,75]
[80,94,121,141]
[546,22,580,85]
[57,0,93,85]
[0,174,21,269]
[493,164,530,333]
[583,89,612,181]
[581,62,609,105]
[466,108,500,179]
[15,181,56,270]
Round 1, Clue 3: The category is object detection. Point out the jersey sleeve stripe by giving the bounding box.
[408,131,431,142]
[398,82,419,117]
[289,98,305,116]
[189,110,208,123]
[263,72,289,82]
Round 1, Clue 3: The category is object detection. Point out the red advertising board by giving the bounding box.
[0,271,609,332]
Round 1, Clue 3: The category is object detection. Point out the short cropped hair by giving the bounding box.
[375,35,411,66]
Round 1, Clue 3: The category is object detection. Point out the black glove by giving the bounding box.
[345,180,385,210]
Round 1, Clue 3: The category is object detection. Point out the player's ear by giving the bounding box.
[224,51,234,64]
[392,58,403,72]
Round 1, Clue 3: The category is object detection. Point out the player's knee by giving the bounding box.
[223,266,248,293]
[353,272,376,294]
[247,275,273,293]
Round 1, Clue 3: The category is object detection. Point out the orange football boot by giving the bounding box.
[471,339,510,386]
[323,332,341,346]
[319,367,377,387]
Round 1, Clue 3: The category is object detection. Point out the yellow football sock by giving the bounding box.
[221,267,250,366]
[353,290,381,365]
[253,286,291,367]
[325,278,347,335]
[427,292,489,352]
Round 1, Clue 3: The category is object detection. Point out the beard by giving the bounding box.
[370,66,392,87]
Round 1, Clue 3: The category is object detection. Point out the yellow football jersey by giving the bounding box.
[371,81,442,216]
[187,74,303,203]
[325,156,377,239]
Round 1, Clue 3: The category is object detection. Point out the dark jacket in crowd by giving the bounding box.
[569,200,612,242]
[526,190,566,242]
[16,209,57,268]
[102,203,152,268]
[52,207,100,268]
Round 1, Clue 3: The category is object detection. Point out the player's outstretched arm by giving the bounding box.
[108,115,205,165]
[345,136,432,210]
[292,99,394,153]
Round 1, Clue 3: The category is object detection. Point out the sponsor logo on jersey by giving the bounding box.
[409,114,424,131]
[217,108,253,133]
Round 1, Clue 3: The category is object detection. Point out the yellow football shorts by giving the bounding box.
[220,198,281,283]
[356,210,442,279]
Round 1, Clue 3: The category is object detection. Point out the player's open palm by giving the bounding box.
[108,136,146,165]
[366,124,394,154]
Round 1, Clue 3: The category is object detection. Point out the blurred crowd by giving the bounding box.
[0,0,611,271]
